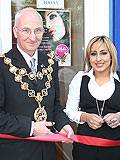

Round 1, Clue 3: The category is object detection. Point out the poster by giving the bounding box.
[38,9,71,66]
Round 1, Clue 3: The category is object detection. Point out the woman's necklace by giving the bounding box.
[96,99,105,117]
[1,51,54,122]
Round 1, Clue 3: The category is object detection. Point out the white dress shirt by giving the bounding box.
[64,69,120,124]
[17,44,38,71]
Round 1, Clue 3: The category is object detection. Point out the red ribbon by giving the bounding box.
[0,133,120,147]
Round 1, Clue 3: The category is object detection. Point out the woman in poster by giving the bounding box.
[41,10,71,66]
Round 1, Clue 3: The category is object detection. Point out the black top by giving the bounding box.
[77,75,120,140]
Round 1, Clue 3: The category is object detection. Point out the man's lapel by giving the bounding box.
[36,51,49,91]
[12,48,37,86]
[12,48,31,72]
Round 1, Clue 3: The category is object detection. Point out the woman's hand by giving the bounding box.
[81,113,104,130]
[103,112,120,128]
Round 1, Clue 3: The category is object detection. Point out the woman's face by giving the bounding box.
[89,41,111,73]
[45,11,66,42]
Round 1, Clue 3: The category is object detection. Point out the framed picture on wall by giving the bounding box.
[37,9,71,66]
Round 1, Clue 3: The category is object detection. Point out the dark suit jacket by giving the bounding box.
[0,48,69,160]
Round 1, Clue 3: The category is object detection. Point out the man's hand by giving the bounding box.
[33,121,53,136]
[59,124,74,142]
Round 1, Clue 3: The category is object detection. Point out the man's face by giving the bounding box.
[13,12,44,56]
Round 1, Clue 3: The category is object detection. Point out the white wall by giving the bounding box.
[84,0,110,47]
[0,0,12,53]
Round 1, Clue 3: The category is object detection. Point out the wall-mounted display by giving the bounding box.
[38,9,71,66]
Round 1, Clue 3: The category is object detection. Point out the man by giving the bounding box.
[0,7,73,160]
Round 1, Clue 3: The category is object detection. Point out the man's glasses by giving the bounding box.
[15,26,44,39]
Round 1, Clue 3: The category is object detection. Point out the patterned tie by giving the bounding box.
[30,58,36,74]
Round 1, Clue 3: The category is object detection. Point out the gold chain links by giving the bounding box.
[1,51,55,121]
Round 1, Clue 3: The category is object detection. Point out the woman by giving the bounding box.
[65,36,120,160]
[44,10,70,66]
